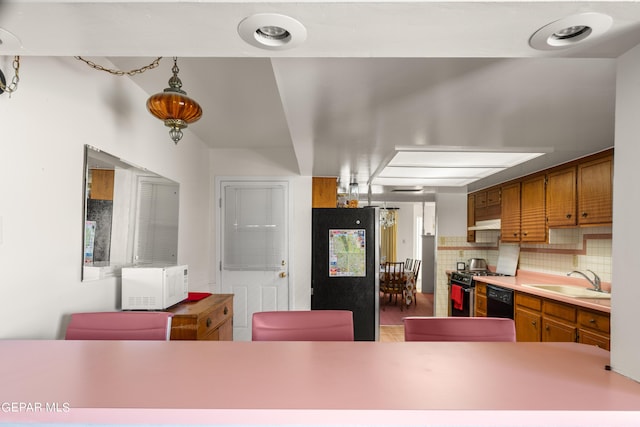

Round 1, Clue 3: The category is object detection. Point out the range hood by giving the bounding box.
[468,219,501,231]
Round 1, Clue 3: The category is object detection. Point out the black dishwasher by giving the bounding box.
[486,285,514,319]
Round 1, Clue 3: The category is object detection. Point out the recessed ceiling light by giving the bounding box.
[238,13,307,50]
[0,27,22,51]
[529,12,612,50]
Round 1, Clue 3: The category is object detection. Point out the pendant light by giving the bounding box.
[147,57,202,144]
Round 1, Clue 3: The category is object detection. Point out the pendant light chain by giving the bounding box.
[0,56,21,96]
[74,56,163,76]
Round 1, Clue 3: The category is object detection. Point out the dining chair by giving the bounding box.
[403,317,516,342]
[65,311,173,341]
[380,261,405,311]
[409,260,422,306]
[404,258,412,271]
[252,310,354,341]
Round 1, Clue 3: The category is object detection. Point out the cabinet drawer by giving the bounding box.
[579,329,610,350]
[197,302,233,338]
[578,309,610,334]
[515,292,542,311]
[543,300,576,323]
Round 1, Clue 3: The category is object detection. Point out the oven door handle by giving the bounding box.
[451,283,474,293]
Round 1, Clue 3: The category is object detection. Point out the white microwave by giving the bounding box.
[121,264,188,310]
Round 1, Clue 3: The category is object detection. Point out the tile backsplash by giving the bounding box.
[434,226,612,316]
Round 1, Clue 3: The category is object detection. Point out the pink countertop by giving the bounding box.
[449,270,612,313]
[1,340,639,425]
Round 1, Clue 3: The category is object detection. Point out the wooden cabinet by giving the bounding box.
[520,175,547,243]
[577,155,613,225]
[515,307,542,342]
[541,300,576,343]
[514,291,609,348]
[514,292,542,341]
[467,194,476,242]
[500,176,546,243]
[577,308,611,350]
[89,169,114,200]
[474,149,613,241]
[474,187,501,222]
[500,182,521,242]
[475,282,487,317]
[312,177,337,208]
[546,166,577,227]
[166,294,234,341]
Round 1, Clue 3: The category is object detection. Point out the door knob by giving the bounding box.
[279,272,287,278]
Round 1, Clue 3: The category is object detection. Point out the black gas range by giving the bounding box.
[449,270,509,317]
[450,270,506,286]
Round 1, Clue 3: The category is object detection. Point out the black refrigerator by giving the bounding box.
[311,208,379,341]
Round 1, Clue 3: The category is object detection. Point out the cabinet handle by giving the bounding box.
[566,213,572,219]
[589,318,596,323]
[206,318,212,328]
[224,306,228,315]
[523,231,528,236]
[531,321,537,326]
[582,212,588,218]
[513,233,518,237]
[545,325,549,331]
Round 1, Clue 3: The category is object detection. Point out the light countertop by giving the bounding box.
[1,340,639,426]
[449,270,611,313]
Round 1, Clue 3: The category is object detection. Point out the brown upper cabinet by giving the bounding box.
[89,169,114,201]
[470,149,613,243]
[500,182,521,242]
[473,186,501,221]
[520,175,547,242]
[577,155,613,225]
[500,176,547,243]
[467,194,476,242]
[312,177,337,208]
[546,166,577,227]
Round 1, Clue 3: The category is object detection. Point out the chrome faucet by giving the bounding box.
[567,270,602,292]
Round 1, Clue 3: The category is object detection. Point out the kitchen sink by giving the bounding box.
[522,284,611,299]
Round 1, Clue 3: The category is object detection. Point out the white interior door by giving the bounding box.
[218,180,289,341]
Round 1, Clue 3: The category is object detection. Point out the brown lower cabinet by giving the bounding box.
[475,283,487,317]
[166,294,234,341]
[514,292,609,350]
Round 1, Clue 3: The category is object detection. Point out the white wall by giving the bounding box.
[611,44,640,381]
[394,202,418,264]
[0,57,212,338]
[435,192,468,237]
[432,192,468,316]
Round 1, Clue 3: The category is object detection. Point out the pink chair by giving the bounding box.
[252,310,354,341]
[65,312,173,341]
[403,317,516,342]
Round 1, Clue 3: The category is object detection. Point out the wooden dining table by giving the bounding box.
[380,265,416,306]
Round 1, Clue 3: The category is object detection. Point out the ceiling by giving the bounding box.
[3,1,639,201]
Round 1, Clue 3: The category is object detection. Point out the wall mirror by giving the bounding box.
[82,145,180,281]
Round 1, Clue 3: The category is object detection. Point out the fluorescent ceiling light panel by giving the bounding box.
[389,151,544,168]
[379,166,505,179]
[376,150,544,188]
[373,177,477,187]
